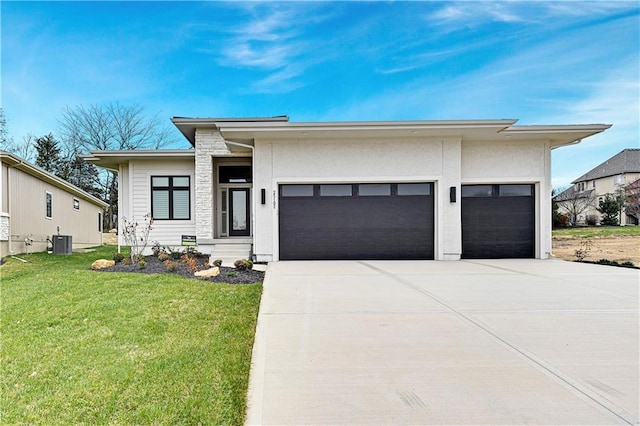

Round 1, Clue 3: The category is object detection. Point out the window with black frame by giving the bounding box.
[151,176,190,220]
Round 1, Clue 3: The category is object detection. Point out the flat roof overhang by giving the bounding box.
[82,150,195,171]
[171,116,289,146]
[216,119,516,143]
[501,124,613,149]
[213,120,612,149]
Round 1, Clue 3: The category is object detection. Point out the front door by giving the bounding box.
[229,188,250,236]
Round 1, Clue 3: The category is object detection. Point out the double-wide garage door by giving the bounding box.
[279,183,434,260]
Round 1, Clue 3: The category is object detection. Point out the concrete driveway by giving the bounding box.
[245,260,639,425]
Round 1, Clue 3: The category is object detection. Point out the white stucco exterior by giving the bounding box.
[86,117,610,261]
[253,136,462,261]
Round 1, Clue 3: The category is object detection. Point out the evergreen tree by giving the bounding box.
[58,155,102,198]
[597,194,621,226]
[34,133,63,174]
[0,108,10,149]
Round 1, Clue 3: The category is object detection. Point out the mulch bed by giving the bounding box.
[95,255,264,284]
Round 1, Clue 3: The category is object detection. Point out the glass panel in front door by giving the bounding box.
[229,188,250,236]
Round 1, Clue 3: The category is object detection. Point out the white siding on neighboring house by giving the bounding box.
[121,159,196,249]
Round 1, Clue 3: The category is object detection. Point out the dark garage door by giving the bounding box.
[461,184,535,259]
[279,183,434,260]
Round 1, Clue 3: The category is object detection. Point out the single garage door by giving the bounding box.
[279,183,434,260]
[461,184,535,259]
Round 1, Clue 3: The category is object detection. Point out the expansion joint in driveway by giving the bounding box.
[358,261,636,425]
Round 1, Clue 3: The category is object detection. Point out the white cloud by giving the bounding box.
[429,2,532,26]
[213,2,335,93]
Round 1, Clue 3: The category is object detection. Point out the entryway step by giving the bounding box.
[210,242,252,263]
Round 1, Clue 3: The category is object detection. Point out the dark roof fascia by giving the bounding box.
[0,151,108,208]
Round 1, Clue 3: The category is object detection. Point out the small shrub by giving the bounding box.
[212,259,223,267]
[181,254,198,273]
[122,258,132,265]
[121,213,154,262]
[621,261,635,268]
[138,259,147,269]
[151,241,162,257]
[170,250,182,260]
[112,252,125,263]
[132,253,145,264]
[226,272,238,278]
[164,260,177,272]
[234,259,251,270]
[585,215,598,226]
[574,238,592,261]
[158,252,169,262]
[182,247,203,259]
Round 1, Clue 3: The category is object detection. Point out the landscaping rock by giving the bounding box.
[194,267,220,278]
[94,255,264,284]
[92,259,115,270]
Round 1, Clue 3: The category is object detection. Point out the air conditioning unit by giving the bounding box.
[52,235,73,255]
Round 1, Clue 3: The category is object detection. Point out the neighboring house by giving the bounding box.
[555,149,640,225]
[0,151,108,255]
[85,117,610,262]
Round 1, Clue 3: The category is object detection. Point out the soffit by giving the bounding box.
[82,150,195,171]
[217,120,518,143]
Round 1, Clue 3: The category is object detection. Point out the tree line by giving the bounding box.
[0,104,181,230]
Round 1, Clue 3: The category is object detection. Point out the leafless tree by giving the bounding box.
[624,178,640,224]
[58,102,175,152]
[554,186,596,225]
[1,108,36,161]
[57,102,179,229]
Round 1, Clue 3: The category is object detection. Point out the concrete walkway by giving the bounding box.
[245,260,639,425]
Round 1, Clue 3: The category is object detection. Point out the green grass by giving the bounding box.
[1,246,262,425]
[552,226,640,238]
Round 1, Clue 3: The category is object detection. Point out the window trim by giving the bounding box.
[45,192,52,219]
[151,175,191,220]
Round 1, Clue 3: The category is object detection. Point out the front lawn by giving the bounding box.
[552,225,640,238]
[1,246,262,425]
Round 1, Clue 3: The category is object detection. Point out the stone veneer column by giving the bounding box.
[194,129,232,240]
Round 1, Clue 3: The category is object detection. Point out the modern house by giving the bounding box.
[555,149,640,225]
[0,151,108,256]
[85,117,610,262]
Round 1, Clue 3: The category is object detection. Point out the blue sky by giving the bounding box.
[1,1,638,188]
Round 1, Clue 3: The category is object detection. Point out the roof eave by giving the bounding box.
[82,150,195,171]
[171,116,290,146]
[217,119,519,141]
[1,151,109,208]
[502,124,612,149]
